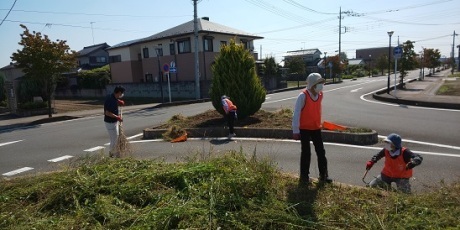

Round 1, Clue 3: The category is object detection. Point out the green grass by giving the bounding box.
[437,78,460,96]
[1,152,459,229]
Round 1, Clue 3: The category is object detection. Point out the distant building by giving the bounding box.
[107,17,263,86]
[0,63,23,82]
[77,43,110,70]
[356,47,393,64]
[283,48,323,74]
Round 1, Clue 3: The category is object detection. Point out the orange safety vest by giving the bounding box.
[223,98,237,112]
[381,147,413,179]
[299,89,322,130]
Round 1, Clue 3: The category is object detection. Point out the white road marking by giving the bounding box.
[2,167,34,176]
[84,146,105,152]
[0,140,23,147]
[263,79,384,104]
[359,80,460,112]
[350,87,363,93]
[129,137,460,158]
[127,133,143,140]
[377,135,460,150]
[48,155,74,162]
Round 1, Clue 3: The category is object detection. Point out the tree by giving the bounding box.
[210,39,266,119]
[398,40,418,87]
[264,56,278,79]
[423,48,441,75]
[11,24,77,117]
[325,55,345,79]
[376,54,388,75]
[285,56,305,75]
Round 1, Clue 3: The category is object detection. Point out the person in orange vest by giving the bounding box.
[221,95,237,138]
[292,73,332,185]
[366,133,423,193]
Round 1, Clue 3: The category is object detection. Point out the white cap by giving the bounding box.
[306,73,325,88]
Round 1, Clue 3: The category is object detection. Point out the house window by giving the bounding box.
[240,40,249,49]
[203,37,213,52]
[109,55,121,63]
[145,73,153,82]
[96,57,107,63]
[178,38,191,54]
[220,41,227,47]
[155,48,163,57]
[169,43,175,55]
[143,48,149,58]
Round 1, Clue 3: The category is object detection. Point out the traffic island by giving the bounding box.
[143,127,378,145]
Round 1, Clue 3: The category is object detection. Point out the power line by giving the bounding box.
[0,8,190,19]
[0,0,18,27]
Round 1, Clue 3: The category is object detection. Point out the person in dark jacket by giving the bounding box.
[104,86,125,157]
[366,133,423,193]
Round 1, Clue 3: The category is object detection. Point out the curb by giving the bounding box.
[372,79,460,110]
[143,127,378,145]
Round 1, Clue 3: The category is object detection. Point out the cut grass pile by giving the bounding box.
[1,152,459,229]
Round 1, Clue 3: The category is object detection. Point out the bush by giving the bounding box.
[18,101,47,109]
[16,76,44,103]
[77,65,111,89]
[210,40,266,119]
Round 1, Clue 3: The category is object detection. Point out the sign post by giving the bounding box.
[393,46,402,95]
[163,64,171,102]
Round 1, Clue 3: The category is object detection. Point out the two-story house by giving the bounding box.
[77,43,110,70]
[284,48,323,75]
[106,17,263,98]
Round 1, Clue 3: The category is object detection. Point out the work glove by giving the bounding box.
[115,115,123,122]
[366,160,375,170]
[406,161,415,170]
[117,99,125,106]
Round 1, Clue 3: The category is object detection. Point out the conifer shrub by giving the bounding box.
[210,39,266,119]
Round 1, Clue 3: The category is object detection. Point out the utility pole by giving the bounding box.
[193,0,201,99]
[90,22,95,44]
[452,30,457,75]
[338,7,342,83]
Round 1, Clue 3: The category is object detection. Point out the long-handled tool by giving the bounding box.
[116,106,132,157]
[362,169,370,186]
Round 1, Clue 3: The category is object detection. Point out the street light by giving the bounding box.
[368,54,372,78]
[387,31,394,94]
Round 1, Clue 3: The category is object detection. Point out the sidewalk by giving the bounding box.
[372,70,460,110]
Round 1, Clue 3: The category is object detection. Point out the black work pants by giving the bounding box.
[226,111,236,134]
[299,129,328,180]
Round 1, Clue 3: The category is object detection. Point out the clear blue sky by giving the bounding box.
[1,0,459,68]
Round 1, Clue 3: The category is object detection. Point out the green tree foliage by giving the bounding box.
[78,65,111,89]
[0,72,6,103]
[210,40,266,119]
[16,76,43,103]
[11,24,77,117]
[285,56,305,75]
[263,56,278,78]
[423,48,441,74]
[376,54,389,75]
[398,40,418,87]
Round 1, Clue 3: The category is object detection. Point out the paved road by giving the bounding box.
[1,70,459,193]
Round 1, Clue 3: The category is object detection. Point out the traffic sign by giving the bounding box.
[393,46,402,58]
[163,63,169,73]
[170,67,177,73]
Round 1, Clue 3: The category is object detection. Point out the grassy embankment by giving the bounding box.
[1,152,459,229]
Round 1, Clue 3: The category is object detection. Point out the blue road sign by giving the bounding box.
[170,67,177,73]
[394,46,402,58]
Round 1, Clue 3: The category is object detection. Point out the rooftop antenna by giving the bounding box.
[90,22,95,44]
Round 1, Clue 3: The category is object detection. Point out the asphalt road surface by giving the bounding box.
[1,70,459,192]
